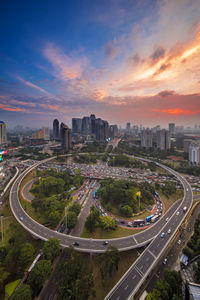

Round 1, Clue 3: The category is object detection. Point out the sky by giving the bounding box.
[0,0,200,129]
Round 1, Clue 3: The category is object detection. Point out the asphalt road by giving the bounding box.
[9,156,193,299]
[105,163,193,300]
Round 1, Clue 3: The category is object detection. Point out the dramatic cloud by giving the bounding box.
[152,108,200,116]
[17,76,50,95]
[150,46,165,64]
[0,103,26,112]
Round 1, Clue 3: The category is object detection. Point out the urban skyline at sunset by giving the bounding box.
[1,0,200,128]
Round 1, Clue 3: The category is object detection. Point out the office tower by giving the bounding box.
[141,129,153,147]
[169,123,175,135]
[189,142,200,165]
[126,122,131,134]
[0,121,7,145]
[81,117,90,135]
[152,125,160,133]
[90,114,96,135]
[53,119,59,139]
[184,139,193,153]
[60,123,72,152]
[109,125,118,139]
[72,118,82,134]
[156,129,171,150]
[43,127,50,140]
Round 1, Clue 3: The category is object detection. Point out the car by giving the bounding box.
[163,258,167,265]
[166,217,169,222]
[167,229,171,234]
[72,242,79,246]
[160,232,165,238]
[120,221,125,224]
[103,241,108,245]
[127,222,132,227]
[20,217,23,221]
[176,211,180,216]
[177,239,181,245]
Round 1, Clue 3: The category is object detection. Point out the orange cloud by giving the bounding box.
[0,104,26,112]
[48,105,59,110]
[152,108,200,116]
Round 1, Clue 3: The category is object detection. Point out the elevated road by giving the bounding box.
[105,162,193,299]
[10,156,192,257]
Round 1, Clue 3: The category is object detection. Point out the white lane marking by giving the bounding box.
[132,274,136,280]
[148,250,157,259]
[124,285,129,290]
[135,265,144,276]
[132,236,138,244]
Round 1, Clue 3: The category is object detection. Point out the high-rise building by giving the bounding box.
[72,118,82,134]
[90,114,96,135]
[109,125,118,139]
[184,139,193,153]
[126,122,131,134]
[189,142,200,165]
[169,123,175,135]
[43,127,50,140]
[60,123,72,152]
[53,119,59,139]
[0,121,7,145]
[156,129,171,150]
[141,129,153,147]
[81,117,90,135]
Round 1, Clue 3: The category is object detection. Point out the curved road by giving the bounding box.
[9,156,192,256]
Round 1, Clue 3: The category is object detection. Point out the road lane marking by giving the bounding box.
[132,236,138,244]
[148,250,157,259]
[132,275,136,280]
[135,265,144,276]
[124,285,129,290]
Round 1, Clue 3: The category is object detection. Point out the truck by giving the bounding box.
[146,214,154,222]
[133,219,145,227]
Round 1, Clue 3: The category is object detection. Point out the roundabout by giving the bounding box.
[9,154,193,253]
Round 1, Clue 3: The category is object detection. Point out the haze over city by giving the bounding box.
[1,0,200,128]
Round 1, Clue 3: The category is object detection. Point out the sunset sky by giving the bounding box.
[1,0,200,128]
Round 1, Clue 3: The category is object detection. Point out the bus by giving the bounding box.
[26,253,41,276]
[151,215,159,222]
[133,219,145,227]
[146,214,154,222]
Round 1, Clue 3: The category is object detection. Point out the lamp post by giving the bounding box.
[1,216,4,245]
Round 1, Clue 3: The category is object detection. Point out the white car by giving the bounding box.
[20,216,23,221]
[166,217,169,222]
[167,229,171,234]
[176,211,180,216]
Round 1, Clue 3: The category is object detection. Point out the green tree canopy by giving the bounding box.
[67,211,77,229]
[19,243,34,269]
[27,260,51,294]
[12,284,32,300]
[42,238,60,262]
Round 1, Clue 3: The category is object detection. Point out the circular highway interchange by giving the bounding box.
[10,155,193,253]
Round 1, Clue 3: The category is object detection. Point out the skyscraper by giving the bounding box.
[0,121,7,145]
[81,117,90,135]
[156,129,171,150]
[189,142,200,165]
[109,125,118,139]
[53,119,59,139]
[126,122,131,134]
[60,123,72,152]
[169,123,175,135]
[90,114,96,135]
[141,129,153,147]
[72,118,82,134]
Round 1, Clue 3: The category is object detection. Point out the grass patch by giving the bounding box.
[81,248,143,300]
[5,279,21,297]
[81,225,144,239]
[159,189,184,211]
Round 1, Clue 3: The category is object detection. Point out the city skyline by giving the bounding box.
[1,0,200,128]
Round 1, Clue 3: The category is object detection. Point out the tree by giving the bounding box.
[119,205,132,217]
[85,206,100,232]
[12,284,32,300]
[58,247,93,300]
[27,260,51,294]
[67,211,77,229]
[69,203,81,216]
[19,243,34,269]
[97,246,120,282]
[99,216,116,231]
[42,238,60,262]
